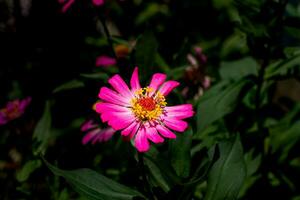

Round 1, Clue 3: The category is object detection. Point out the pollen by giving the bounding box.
[131,87,167,121]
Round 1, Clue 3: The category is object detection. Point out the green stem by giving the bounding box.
[137,153,155,200]
[98,15,117,59]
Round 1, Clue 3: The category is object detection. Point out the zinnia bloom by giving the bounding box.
[0,97,31,125]
[81,119,115,144]
[95,67,194,152]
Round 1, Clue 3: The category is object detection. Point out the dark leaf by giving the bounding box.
[135,32,158,80]
[219,57,258,80]
[43,158,145,200]
[197,79,252,132]
[169,129,193,178]
[204,135,246,200]
[33,101,51,155]
[53,80,85,94]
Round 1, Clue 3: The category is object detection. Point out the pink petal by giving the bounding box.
[130,67,141,92]
[61,0,75,13]
[121,121,139,136]
[134,126,150,152]
[6,101,18,112]
[148,73,166,96]
[158,81,180,96]
[0,112,7,125]
[145,123,164,143]
[194,46,203,54]
[202,76,211,89]
[107,114,136,130]
[165,104,193,112]
[100,110,134,123]
[166,110,194,119]
[82,129,99,145]
[98,87,130,106]
[163,117,188,132]
[92,128,115,143]
[81,119,97,131]
[95,102,129,114]
[165,104,194,119]
[156,124,176,139]
[92,0,105,6]
[95,55,116,67]
[187,54,198,66]
[108,74,133,98]
[19,97,31,111]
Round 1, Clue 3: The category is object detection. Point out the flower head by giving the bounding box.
[81,119,115,144]
[95,67,194,152]
[0,97,31,125]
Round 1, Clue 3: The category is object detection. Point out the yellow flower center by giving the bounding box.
[131,87,167,121]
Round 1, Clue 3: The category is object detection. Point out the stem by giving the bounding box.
[255,53,269,133]
[98,15,117,59]
[137,153,155,200]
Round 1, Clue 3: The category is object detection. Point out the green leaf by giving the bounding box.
[144,156,172,192]
[213,0,232,9]
[16,160,42,182]
[197,79,252,132]
[43,158,145,200]
[53,80,85,94]
[144,147,181,192]
[80,73,109,81]
[168,129,193,178]
[269,104,300,159]
[167,66,186,80]
[228,7,242,25]
[85,37,108,47]
[220,30,248,58]
[135,3,169,25]
[204,135,246,200]
[219,57,258,80]
[187,145,219,186]
[155,53,171,73]
[135,32,158,80]
[238,150,262,198]
[264,53,300,79]
[57,189,70,200]
[270,119,300,161]
[111,37,130,46]
[33,101,51,155]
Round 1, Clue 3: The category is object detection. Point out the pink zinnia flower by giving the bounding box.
[58,0,104,13]
[95,67,194,152]
[81,119,115,144]
[0,97,31,125]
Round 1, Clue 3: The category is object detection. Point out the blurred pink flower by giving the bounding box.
[81,119,115,144]
[59,0,105,13]
[0,97,31,125]
[202,76,211,89]
[92,0,105,6]
[194,46,207,64]
[95,55,117,67]
[95,67,194,152]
